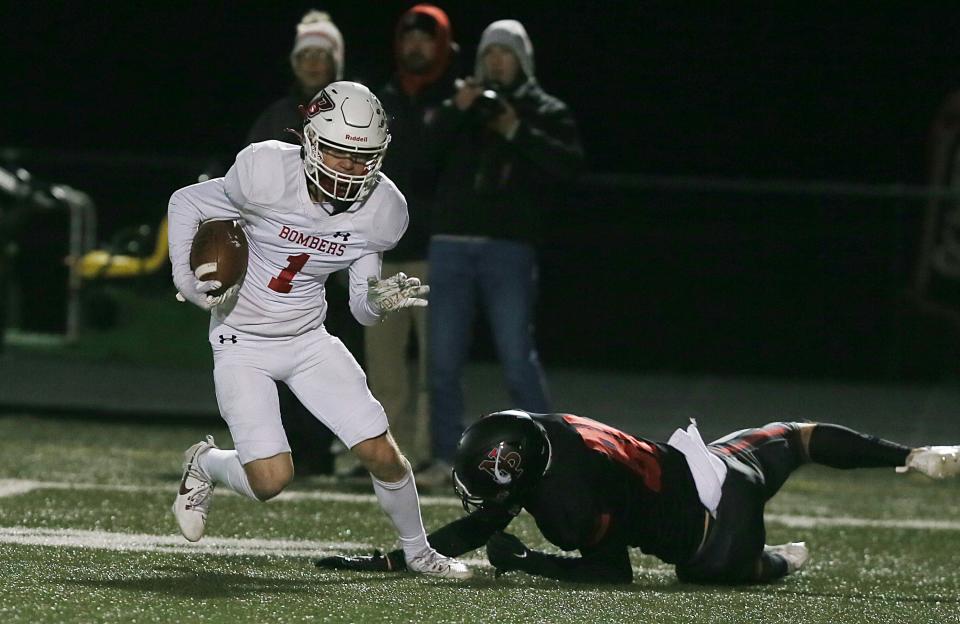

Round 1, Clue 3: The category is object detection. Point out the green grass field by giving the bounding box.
[1,414,959,623]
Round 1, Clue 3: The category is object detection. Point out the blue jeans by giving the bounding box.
[427,237,551,462]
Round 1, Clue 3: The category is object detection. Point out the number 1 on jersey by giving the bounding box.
[268,253,309,293]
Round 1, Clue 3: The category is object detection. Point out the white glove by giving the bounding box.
[175,267,238,310]
[367,272,430,315]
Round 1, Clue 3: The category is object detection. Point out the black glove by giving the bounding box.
[486,531,531,576]
[314,549,406,572]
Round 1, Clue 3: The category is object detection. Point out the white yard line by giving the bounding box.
[0,526,493,567]
[0,478,457,506]
[2,478,960,531]
[0,479,47,498]
[0,526,370,558]
[273,489,457,506]
[765,514,960,531]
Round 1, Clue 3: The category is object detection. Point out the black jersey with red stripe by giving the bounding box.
[418,413,708,572]
[524,413,706,564]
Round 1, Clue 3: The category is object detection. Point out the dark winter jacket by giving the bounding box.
[430,19,582,245]
[377,65,458,260]
[376,4,459,260]
[429,79,583,245]
[245,88,311,146]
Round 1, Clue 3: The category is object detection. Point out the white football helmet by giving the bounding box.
[302,81,390,202]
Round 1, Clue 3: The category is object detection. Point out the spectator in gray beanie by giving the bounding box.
[415,19,583,487]
[473,19,536,89]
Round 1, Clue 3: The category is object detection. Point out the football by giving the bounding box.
[189,219,248,297]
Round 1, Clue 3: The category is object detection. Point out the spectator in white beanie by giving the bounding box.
[242,9,349,477]
[247,10,344,145]
[290,9,344,85]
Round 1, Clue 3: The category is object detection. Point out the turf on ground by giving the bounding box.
[1,414,958,624]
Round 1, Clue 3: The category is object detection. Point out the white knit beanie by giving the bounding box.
[290,10,344,80]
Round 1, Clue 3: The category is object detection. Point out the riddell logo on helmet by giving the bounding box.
[345,134,368,142]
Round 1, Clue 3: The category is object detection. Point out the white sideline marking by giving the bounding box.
[0,526,370,558]
[273,490,459,506]
[0,526,494,568]
[766,514,960,531]
[0,478,459,506]
[3,478,960,531]
[0,480,46,498]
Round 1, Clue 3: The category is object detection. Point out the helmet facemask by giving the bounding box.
[452,470,486,513]
[303,124,389,202]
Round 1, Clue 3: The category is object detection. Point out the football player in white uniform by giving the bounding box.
[167,81,470,579]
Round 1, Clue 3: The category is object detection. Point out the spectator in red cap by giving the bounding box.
[362,5,460,473]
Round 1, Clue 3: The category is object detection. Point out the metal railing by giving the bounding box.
[1,164,97,343]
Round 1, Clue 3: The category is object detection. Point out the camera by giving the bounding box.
[469,87,506,122]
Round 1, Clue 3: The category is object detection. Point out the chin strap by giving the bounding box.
[286,126,305,142]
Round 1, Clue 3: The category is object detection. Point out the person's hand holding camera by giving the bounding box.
[455,77,520,139]
[454,77,485,111]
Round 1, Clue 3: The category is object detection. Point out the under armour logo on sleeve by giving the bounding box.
[218,335,238,344]
[333,231,351,241]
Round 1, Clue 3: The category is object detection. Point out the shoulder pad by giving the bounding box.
[234,141,297,206]
[367,177,409,251]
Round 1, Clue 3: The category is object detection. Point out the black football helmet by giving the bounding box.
[452,410,553,511]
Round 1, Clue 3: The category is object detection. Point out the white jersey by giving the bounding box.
[168,140,408,337]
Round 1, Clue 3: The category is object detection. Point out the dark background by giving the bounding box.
[6,1,960,179]
[5,1,960,379]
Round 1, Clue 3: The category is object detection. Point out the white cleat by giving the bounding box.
[765,542,810,575]
[406,548,472,579]
[172,435,217,542]
[896,446,960,479]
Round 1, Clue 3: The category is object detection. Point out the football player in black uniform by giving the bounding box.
[317,410,960,584]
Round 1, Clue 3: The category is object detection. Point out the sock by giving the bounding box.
[371,470,430,559]
[808,424,911,469]
[199,448,259,501]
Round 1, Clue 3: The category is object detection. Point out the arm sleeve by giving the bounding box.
[347,251,383,326]
[167,175,243,296]
[424,505,516,556]
[517,540,633,584]
[387,504,516,564]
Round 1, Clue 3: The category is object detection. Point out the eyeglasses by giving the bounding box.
[296,48,333,64]
[320,147,372,166]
